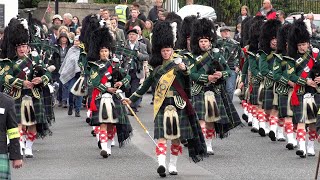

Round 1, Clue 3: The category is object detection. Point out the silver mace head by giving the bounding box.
[115,89,125,100]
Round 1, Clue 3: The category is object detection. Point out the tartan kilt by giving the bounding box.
[292,94,320,125]
[154,97,193,140]
[262,87,274,110]
[14,90,45,125]
[249,83,259,105]
[214,90,242,138]
[192,92,205,120]
[0,154,10,180]
[278,94,293,118]
[90,95,129,126]
[42,86,55,125]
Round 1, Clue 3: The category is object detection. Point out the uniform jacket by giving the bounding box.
[0,93,22,160]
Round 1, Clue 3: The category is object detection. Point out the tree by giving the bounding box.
[218,0,241,25]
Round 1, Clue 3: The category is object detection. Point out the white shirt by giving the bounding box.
[129,41,136,50]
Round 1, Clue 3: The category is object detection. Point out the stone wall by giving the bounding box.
[19,1,153,25]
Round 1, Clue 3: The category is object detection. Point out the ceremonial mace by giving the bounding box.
[115,90,159,148]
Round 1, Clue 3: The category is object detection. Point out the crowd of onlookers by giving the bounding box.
[38,0,169,117]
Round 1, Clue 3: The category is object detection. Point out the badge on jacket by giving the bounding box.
[0,108,5,114]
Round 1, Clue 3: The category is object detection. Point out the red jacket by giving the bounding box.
[256,8,277,20]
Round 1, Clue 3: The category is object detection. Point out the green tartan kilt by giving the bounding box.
[0,154,10,180]
[42,86,55,124]
[292,94,320,125]
[14,90,45,125]
[154,97,193,140]
[262,87,274,111]
[214,90,242,137]
[192,92,205,120]
[278,94,292,118]
[90,95,129,126]
[249,83,259,105]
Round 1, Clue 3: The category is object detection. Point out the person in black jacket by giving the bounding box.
[0,92,23,179]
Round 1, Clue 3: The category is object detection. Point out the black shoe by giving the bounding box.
[169,171,178,175]
[75,111,80,117]
[296,150,306,158]
[286,143,294,150]
[63,102,68,108]
[268,131,276,141]
[258,128,266,137]
[242,114,248,122]
[98,141,102,149]
[157,165,166,177]
[251,127,258,133]
[248,122,252,127]
[100,150,109,158]
[91,130,96,137]
[68,107,73,115]
[86,118,91,124]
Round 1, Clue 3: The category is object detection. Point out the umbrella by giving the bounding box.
[177,5,217,20]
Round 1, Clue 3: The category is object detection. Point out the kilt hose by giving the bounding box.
[154,97,194,140]
[0,154,10,180]
[192,92,205,120]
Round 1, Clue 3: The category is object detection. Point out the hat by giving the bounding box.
[248,15,265,53]
[127,29,138,35]
[58,32,69,39]
[52,14,63,21]
[79,14,100,51]
[276,23,292,55]
[87,27,114,62]
[240,16,253,47]
[220,26,231,32]
[149,21,177,68]
[288,17,311,59]
[190,18,217,55]
[0,18,29,59]
[259,19,282,54]
[176,15,197,50]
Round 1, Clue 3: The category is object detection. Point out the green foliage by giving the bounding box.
[19,0,76,9]
[217,0,241,25]
[94,0,135,3]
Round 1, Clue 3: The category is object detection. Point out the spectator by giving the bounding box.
[156,8,166,23]
[307,13,318,36]
[234,23,241,43]
[237,5,250,24]
[0,27,4,48]
[142,19,153,40]
[58,25,69,37]
[52,14,63,26]
[148,0,165,23]
[72,16,81,29]
[256,0,277,20]
[115,0,130,29]
[56,32,72,107]
[49,25,60,45]
[63,13,76,33]
[186,0,193,5]
[276,10,290,25]
[125,9,145,32]
[75,27,81,36]
[0,93,23,180]
[100,8,110,21]
[129,2,147,22]
[59,35,83,117]
[111,18,126,46]
[69,32,75,44]
[124,29,149,114]
[133,25,151,54]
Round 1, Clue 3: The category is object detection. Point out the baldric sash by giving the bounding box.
[291,51,318,106]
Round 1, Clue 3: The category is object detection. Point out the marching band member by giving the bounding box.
[122,20,206,177]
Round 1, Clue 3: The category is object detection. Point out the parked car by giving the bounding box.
[285,12,320,27]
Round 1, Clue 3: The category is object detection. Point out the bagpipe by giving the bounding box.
[114,44,143,74]
[207,48,226,85]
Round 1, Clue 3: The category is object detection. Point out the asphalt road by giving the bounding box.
[12,94,319,180]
